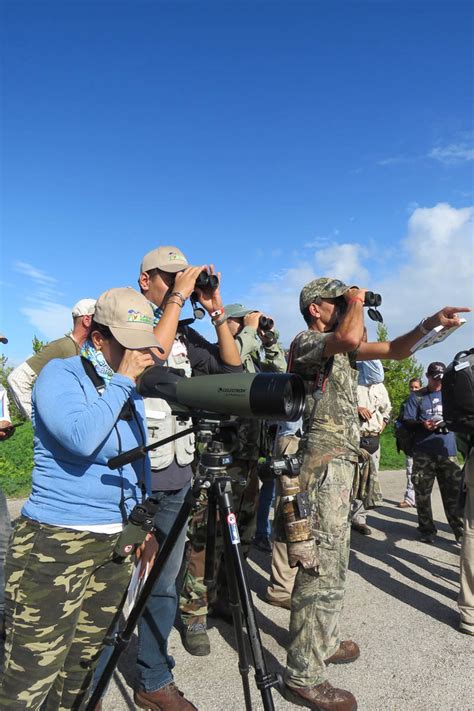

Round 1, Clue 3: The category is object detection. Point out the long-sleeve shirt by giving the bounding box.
[0,384,11,422]
[357,382,392,436]
[22,356,150,527]
[7,335,80,419]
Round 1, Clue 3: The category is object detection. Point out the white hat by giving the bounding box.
[71,298,96,318]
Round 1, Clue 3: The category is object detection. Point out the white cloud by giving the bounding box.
[15,261,57,285]
[14,262,72,339]
[429,143,474,165]
[21,303,72,340]
[250,203,474,370]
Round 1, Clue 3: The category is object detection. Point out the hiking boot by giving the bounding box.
[134,683,198,710]
[325,640,360,665]
[284,681,357,710]
[181,623,211,656]
[351,522,371,536]
[419,533,434,543]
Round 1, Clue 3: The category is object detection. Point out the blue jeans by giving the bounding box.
[136,484,190,692]
[256,479,275,538]
[0,489,11,616]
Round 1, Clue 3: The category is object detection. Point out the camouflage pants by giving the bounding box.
[285,457,354,688]
[0,517,132,710]
[179,459,259,624]
[412,452,463,539]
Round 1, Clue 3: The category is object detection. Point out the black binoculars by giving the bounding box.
[259,315,274,331]
[195,271,219,290]
[364,291,382,307]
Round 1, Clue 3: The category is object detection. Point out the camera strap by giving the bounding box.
[80,357,148,513]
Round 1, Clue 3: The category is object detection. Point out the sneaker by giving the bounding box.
[283,681,357,711]
[252,535,272,553]
[181,623,211,656]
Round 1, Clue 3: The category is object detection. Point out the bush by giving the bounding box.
[0,422,34,497]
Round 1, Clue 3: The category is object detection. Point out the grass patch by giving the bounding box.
[0,422,34,497]
[379,427,405,470]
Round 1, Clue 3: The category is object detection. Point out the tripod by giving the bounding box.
[87,420,279,711]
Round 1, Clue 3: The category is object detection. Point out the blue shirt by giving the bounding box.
[356,360,384,385]
[23,356,151,526]
[403,388,457,457]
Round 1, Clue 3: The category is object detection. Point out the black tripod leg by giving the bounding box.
[86,485,197,711]
[217,480,276,711]
[204,484,217,586]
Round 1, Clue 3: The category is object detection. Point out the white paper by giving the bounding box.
[123,560,150,620]
[410,319,466,354]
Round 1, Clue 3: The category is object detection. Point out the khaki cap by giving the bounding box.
[140,246,189,274]
[299,278,351,313]
[94,287,164,352]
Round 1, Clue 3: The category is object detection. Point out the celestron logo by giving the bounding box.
[217,387,246,394]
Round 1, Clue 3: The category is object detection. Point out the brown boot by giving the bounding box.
[325,640,360,665]
[284,681,357,710]
[134,683,198,710]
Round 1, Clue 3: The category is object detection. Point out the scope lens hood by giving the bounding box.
[248,373,305,421]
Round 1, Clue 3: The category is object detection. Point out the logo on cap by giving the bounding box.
[127,309,153,325]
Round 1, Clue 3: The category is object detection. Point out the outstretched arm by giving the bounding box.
[357,306,471,361]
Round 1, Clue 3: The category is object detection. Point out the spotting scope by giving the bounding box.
[136,367,305,421]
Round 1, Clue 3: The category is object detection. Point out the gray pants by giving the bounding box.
[351,447,380,524]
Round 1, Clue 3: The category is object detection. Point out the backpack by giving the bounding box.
[442,349,474,434]
[394,392,423,456]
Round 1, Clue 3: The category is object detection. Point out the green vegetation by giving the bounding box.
[379,426,405,470]
[0,421,34,497]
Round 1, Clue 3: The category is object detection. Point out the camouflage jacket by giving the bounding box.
[234,326,287,460]
[288,329,360,478]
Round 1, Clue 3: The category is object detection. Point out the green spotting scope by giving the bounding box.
[136,367,305,421]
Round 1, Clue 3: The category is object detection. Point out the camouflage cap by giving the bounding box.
[299,278,350,313]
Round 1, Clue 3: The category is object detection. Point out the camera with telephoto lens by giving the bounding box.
[257,454,301,482]
[113,498,160,559]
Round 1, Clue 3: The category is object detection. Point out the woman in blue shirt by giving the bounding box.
[0,287,159,711]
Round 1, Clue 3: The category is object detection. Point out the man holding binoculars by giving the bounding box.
[131,246,242,711]
[282,277,470,711]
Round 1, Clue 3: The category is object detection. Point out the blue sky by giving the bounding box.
[1,0,473,371]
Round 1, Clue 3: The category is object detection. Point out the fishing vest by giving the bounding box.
[143,334,195,470]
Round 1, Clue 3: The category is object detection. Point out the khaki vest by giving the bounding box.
[144,335,195,470]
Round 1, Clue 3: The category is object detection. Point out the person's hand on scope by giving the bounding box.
[117,349,156,383]
[194,264,223,315]
[172,265,206,301]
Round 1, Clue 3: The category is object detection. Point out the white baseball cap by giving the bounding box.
[71,298,96,318]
